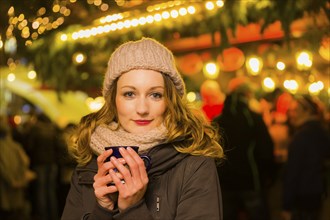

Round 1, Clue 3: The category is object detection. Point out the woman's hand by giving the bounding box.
[109,147,149,212]
[93,149,125,210]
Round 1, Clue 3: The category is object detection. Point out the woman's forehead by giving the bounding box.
[117,69,164,87]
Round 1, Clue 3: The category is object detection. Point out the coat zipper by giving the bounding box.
[156,196,160,212]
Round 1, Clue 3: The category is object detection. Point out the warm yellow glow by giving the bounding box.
[205,1,215,10]
[187,6,196,14]
[21,27,30,38]
[52,22,59,29]
[45,23,52,30]
[138,17,147,25]
[7,73,16,82]
[170,10,179,18]
[276,61,285,71]
[308,81,324,95]
[64,9,71,17]
[60,34,68,41]
[53,4,60,13]
[18,20,27,29]
[73,53,86,64]
[31,32,38,40]
[147,1,184,12]
[162,11,170,19]
[131,19,139,27]
[203,62,219,79]
[25,40,32,46]
[27,70,37,79]
[57,18,64,25]
[296,50,312,70]
[100,14,123,24]
[8,63,16,71]
[147,5,157,12]
[146,15,154,23]
[179,7,187,16]
[0,40,3,49]
[117,21,124,29]
[38,7,46,16]
[262,77,275,92]
[8,6,15,16]
[124,20,131,28]
[32,21,40,29]
[154,13,162,22]
[94,0,102,6]
[283,79,298,94]
[60,6,67,14]
[187,92,197,103]
[86,96,105,112]
[42,17,49,25]
[319,42,330,61]
[70,4,199,41]
[72,32,78,40]
[38,26,45,34]
[246,56,263,75]
[100,3,109,11]
[13,115,22,125]
[18,14,25,21]
[216,0,225,7]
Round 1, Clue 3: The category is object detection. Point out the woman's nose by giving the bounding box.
[136,98,149,115]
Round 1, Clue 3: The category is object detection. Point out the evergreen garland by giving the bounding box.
[16,0,329,94]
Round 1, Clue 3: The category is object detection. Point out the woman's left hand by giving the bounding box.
[109,147,149,211]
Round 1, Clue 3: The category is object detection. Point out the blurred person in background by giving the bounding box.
[259,89,293,219]
[0,115,36,220]
[213,77,276,220]
[26,113,61,220]
[264,90,292,163]
[282,95,330,220]
[57,123,77,216]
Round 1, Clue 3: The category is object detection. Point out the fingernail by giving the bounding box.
[110,156,117,162]
[118,158,125,163]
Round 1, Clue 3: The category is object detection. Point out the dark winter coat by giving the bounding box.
[283,120,330,211]
[61,142,223,220]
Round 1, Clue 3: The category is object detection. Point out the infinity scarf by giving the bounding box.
[90,122,168,155]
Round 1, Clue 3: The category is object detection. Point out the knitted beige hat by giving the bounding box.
[103,38,185,97]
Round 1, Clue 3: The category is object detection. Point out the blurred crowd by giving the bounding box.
[1,77,329,220]
[209,77,330,220]
[0,111,76,220]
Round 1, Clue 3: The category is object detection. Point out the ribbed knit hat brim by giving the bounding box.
[103,38,185,97]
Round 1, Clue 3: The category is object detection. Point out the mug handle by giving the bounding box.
[140,155,151,171]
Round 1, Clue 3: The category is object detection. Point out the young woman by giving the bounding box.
[62,38,224,220]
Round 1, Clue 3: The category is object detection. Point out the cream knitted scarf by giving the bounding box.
[90,122,168,155]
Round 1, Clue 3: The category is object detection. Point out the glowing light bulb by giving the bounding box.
[203,62,219,79]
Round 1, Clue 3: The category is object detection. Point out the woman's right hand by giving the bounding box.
[93,149,125,210]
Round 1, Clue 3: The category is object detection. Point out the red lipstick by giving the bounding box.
[134,120,152,125]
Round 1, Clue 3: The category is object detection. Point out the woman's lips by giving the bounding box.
[134,120,152,125]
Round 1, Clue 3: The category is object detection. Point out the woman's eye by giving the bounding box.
[151,92,163,99]
[123,91,134,97]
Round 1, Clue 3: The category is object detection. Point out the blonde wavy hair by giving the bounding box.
[68,73,224,166]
